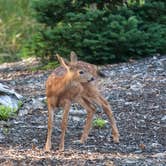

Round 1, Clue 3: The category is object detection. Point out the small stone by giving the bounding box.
[72,140,82,145]
[130,81,143,91]
[0,131,5,140]
[123,159,138,164]
[70,107,86,116]
[151,142,162,148]
[161,115,166,121]
[72,116,81,122]
[32,138,38,144]
[152,152,166,158]
[18,109,28,116]
[32,98,45,110]
[0,120,9,127]
[124,102,133,105]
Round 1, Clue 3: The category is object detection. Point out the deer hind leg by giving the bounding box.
[59,100,71,151]
[79,98,96,143]
[45,103,55,152]
[98,95,119,143]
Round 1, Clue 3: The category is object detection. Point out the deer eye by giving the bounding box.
[79,70,84,74]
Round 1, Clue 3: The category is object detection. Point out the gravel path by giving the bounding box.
[0,56,166,165]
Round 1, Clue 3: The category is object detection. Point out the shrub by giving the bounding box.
[27,0,166,64]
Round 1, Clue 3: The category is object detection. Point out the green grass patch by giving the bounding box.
[0,105,17,120]
[93,118,107,129]
[0,100,22,120]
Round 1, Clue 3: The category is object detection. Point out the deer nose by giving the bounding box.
[88,77,94,82]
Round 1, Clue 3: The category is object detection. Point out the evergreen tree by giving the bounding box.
[26,0,166,64]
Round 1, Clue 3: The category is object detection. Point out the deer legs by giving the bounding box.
[79,91,119,144]
[78,98,96,143]
[59,100,71,151]
[45,98,71,151]
[45,94,119,152]
[45,104,55,152]
[97,95,119,143]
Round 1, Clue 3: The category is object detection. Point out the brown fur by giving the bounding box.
[45,52,119,151]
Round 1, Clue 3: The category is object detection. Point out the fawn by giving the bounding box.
[45,52,119,151]
[45,54,94,151]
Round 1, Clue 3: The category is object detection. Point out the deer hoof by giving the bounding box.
[44,147,51,152]
[59,144,64,152]
[113,136,120,143]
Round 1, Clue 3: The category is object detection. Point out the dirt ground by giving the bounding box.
[0,55,166,166]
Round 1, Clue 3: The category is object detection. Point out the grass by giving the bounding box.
[93,118,107,129]
[0,0,39,63]
[0,100,22,120]
[0,105,16,120]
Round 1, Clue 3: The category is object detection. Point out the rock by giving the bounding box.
[161,115,166,121]
[32,98,45,110]
[130,81,143,91]
[69,107,86,116]
[0,131,5,141]
[18,109,29,116]
[151,142,162,148]
[0,83,23,111]
[72,116,81,122]
[123,159,138,164]
[0,83,22,99]
[0,120,11,127]
[32,138,38,144]
[152,152,166,158]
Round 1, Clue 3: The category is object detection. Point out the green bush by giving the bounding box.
[129,0,166,24]
[26,0,166,64]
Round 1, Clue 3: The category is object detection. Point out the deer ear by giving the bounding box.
[56,54,62,63]
[70,51,78,64]
[56,54,70,66]
[60,57,70,71]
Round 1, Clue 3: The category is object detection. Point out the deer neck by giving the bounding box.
[62,73,76,90]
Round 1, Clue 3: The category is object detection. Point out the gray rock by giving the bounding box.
[32,98,45,110]
[130,81,143,91]
[123,159,138,164]
[18,109,29,116]
[0,83,23,111]
[161,115,166,121]
[69,107,86,116]
[0,83,22,99]
[0,131,5,141]
[72,116,81,122]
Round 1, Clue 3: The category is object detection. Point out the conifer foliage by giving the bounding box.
[29,0,166,64]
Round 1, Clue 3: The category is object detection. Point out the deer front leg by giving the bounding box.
[45,104,55,152]
[79,98,96,143]
[99,96,119,143]
[59,100,71,151]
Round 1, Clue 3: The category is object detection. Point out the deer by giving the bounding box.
[45,52,119,151]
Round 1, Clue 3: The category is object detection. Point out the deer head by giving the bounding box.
[56,54,94,83]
